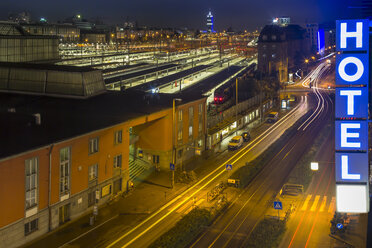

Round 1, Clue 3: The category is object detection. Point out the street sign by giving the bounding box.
[273,201,283,210]
[226,164,232,171]
[170,163,175,171]
[336,223,343,229]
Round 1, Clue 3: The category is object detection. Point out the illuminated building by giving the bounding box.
[0,63,207,247]
[207,11,214,33]
[272,17,290,27]
[0,22,59,62]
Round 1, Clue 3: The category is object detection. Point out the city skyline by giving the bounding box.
[0,0,362,30]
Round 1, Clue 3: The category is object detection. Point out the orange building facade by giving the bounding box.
[0,97,207,248]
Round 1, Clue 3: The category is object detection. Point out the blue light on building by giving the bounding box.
[317,28,325,56]
[207,11,214,33]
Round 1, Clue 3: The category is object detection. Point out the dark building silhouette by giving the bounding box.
[257,24,310,82]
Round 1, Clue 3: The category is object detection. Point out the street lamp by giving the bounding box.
[172,98,182,189]
[305,59,309,73]
[311,162,319,171]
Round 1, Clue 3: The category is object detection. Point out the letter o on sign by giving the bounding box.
[338,57,364,82]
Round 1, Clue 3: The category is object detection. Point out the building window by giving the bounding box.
[60,147,70,196]
[88,164,98,182]
[262,35,267,40]
[25,157,38,209]
[271,35,277,40]
[272,54,276,58]
[189,107,194,137]
[24,219,38,236]
[178,109,183,141]
[263,45,267,49]
[114,130,122,145]
[114,155,122,168]
[88,191,96,207]
[89,137,99,154]
[198,104,203,133]
[178,149,183,158]
[262,54,266,58]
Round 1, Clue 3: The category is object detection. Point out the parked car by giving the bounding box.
[242,132,251,142]
[266,112,279,123]
[228,136,243,150]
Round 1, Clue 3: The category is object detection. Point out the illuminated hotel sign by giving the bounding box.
[335,19,369,213]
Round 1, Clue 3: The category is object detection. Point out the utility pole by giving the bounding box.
[172,98,182,189]
[235,77,238,134]
[260,72,263,123]
[127,37,130,65]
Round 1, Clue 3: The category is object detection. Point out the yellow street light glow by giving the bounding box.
[310,162,318,171]
[305,59,309,63]
[106,101,306,248]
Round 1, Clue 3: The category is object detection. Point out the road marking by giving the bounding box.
[310,195,320,212]
[288,110,331,248]
[58,214,119,248]
[176,198,205,214]
[328,197,335,213]
[301,195,312,211]
[319,196,327,212]
[195,198,205,206]
[175,200,192,213]
[304,161,334,248]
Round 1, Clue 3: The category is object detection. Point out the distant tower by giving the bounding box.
[207,11,214,33]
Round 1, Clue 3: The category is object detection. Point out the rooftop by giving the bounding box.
[258,24,306,43]
[0,89,205,159]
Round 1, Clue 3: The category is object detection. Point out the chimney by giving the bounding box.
[33,113,41,125]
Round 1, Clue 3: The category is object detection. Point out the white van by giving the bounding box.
[228,136,243,150]
[266,112,279,123]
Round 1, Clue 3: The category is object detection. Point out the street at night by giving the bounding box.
[0,1,371,248]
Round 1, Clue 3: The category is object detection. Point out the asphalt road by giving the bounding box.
[98,92,311,248]
[188,62,333,248]
[46,64,332,248]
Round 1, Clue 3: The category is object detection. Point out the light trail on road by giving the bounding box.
[104,92,308,248]
[190,63,332,248]
[297,62,330,131]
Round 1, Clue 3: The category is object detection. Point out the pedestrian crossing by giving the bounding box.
[300,195,335,213]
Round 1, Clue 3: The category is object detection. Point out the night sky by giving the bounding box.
[0,0,363,30]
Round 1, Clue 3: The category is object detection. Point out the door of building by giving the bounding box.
[59,204,70,225]
[113,178,122,194]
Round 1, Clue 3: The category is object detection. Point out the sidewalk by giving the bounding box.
[22,171,189,248]
[22,108,281,248]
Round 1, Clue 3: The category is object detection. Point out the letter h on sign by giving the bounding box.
[336,20,369,86]
[336,19,369,52]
